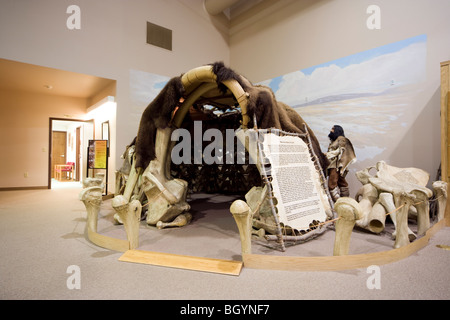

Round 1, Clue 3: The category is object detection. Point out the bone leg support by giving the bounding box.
[333,197,362,256]
[113,195,141,249]
[433,181,447,221]
[230,200,252,256]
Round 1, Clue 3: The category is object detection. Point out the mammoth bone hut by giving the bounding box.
[80,62,372,255]
[113,62,335,250]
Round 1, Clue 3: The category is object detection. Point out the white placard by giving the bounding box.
[261,133,328,231]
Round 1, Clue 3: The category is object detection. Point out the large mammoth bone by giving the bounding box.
[112,195,142,249]
[230,200,253,256]
[142,127,191,227]
[79,174,105,232]
[115,141,136,196]
[333,197,362,256]
[432,181,448,221]
[369,175,432,248]
[354,183,378,230]
[112,127,191,230]
[354,161,433,247]
[378,192,416,242]
[79,186,103,233]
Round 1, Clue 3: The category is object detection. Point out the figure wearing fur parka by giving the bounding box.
[326,125,356,201]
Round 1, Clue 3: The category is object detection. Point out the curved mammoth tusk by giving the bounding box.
[181,65,217,88]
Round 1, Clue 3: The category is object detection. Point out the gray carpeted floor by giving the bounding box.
[0,185,449,300]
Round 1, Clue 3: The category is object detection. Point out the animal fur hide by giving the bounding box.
[212,62,328,171]
[134,62,328,173]
[134,76,185,170]
[327,136,356,175]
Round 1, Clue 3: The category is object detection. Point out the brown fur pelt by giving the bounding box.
[210,62,328,170]
[134,62,328,173]
[246,85,329,172]
[134,76,185,170]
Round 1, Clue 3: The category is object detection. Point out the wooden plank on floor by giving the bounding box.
[118,249,243,276]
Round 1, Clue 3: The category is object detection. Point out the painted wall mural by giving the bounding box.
[129,68,170,126]
[260,34,427,167]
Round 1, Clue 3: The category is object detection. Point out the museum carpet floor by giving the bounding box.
[0,185,449,300]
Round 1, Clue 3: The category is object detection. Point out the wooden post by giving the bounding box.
[445,181,450,226]
[440,61,449,183]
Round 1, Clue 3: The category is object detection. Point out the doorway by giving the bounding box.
[52,131,67,178]
[49,118,94,189]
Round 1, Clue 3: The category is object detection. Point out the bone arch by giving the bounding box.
[128,63,269,230]
[164,64,260,195]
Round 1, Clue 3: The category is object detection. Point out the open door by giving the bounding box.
[49,118,94,189]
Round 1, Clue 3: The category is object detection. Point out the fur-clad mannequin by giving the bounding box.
[326,125,356,201]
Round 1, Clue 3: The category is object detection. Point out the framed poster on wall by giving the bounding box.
[88,140,108,169]
[87,140,109,195]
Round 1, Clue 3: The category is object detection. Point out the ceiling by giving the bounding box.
[0,58,115,99]
[205,0,265,20]
[203,0,305,35]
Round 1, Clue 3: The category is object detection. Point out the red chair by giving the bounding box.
[55,162,75,181]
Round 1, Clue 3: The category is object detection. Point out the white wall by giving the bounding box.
[0,0,230,188]
[230,0,450,192]
[0,90,88,188]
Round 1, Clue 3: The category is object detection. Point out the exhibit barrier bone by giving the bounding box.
[333,197,363,256]
[432,180,448,221]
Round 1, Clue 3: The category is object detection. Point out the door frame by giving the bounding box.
[48,117,95,189]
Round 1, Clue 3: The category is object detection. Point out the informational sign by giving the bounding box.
[88,140,108,169]
[261,133,328,231]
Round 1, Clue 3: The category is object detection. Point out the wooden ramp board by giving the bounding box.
[118,249,243,276]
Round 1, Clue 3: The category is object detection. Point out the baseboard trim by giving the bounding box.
[0,186,48,191]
